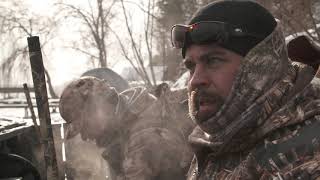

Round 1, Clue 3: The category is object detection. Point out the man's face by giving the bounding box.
[185,43,242,124]
[63,78,118,142]
[82,96,116,141]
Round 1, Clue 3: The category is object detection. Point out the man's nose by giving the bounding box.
[189,66,210,89]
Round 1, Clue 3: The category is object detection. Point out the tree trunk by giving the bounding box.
[99,49,107,67]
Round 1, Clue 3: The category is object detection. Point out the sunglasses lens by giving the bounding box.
[171,22,233,49]
[171,25,188,48]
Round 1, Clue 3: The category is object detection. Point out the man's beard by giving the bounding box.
[188,88,225,124]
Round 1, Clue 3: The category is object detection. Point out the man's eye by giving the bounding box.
[206,57,224,67]
[184,61,195,72]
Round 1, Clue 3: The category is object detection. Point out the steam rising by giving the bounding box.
[62,80,194,179]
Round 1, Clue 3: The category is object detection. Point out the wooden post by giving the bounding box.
[27,36,59,180]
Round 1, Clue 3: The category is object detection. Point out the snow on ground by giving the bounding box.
[0,108,27,119]
[0,107,64,124]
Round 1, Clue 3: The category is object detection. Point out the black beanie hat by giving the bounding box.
[182,0,277,57]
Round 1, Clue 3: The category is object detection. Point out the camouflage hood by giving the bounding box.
[189,23,318,155]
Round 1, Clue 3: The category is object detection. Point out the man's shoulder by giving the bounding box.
[119,86,157,114]
[123,127,192,175]
[253,116,320,177]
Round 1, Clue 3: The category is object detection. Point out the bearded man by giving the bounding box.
[171,0,320,179]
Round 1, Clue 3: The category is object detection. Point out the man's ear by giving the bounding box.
[287,35,320,70]
[65,122,81,139]
[153,83,170,98]
[106,87,119,106]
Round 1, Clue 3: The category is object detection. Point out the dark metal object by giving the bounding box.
[0,153,41,180]
[81,67,129,92]
[288,35,320,70]
[27,36,59,179]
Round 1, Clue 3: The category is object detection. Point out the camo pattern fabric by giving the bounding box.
[60,78,194,180]
[107,86,194,180]
[187,23,320,180]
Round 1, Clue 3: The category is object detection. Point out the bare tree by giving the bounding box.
[57,0,117,68]
[256,0,320,42]
[109,0,158,87]
[0,0,58,98]
[113,0,202,85]
[155,0,199,80]
[144,0,157,85]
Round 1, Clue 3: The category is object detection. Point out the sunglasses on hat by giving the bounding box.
[171,21,263,49]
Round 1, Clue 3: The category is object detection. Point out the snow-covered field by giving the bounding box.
[0,108,27,119]
[0,103,65,124]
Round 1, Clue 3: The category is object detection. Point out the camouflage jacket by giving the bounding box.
[187,23,320,179]
[103,86,194,180]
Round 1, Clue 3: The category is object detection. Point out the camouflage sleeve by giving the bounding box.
[278,151,320,179]
[122,127,186,180]
[253,116,320,179]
